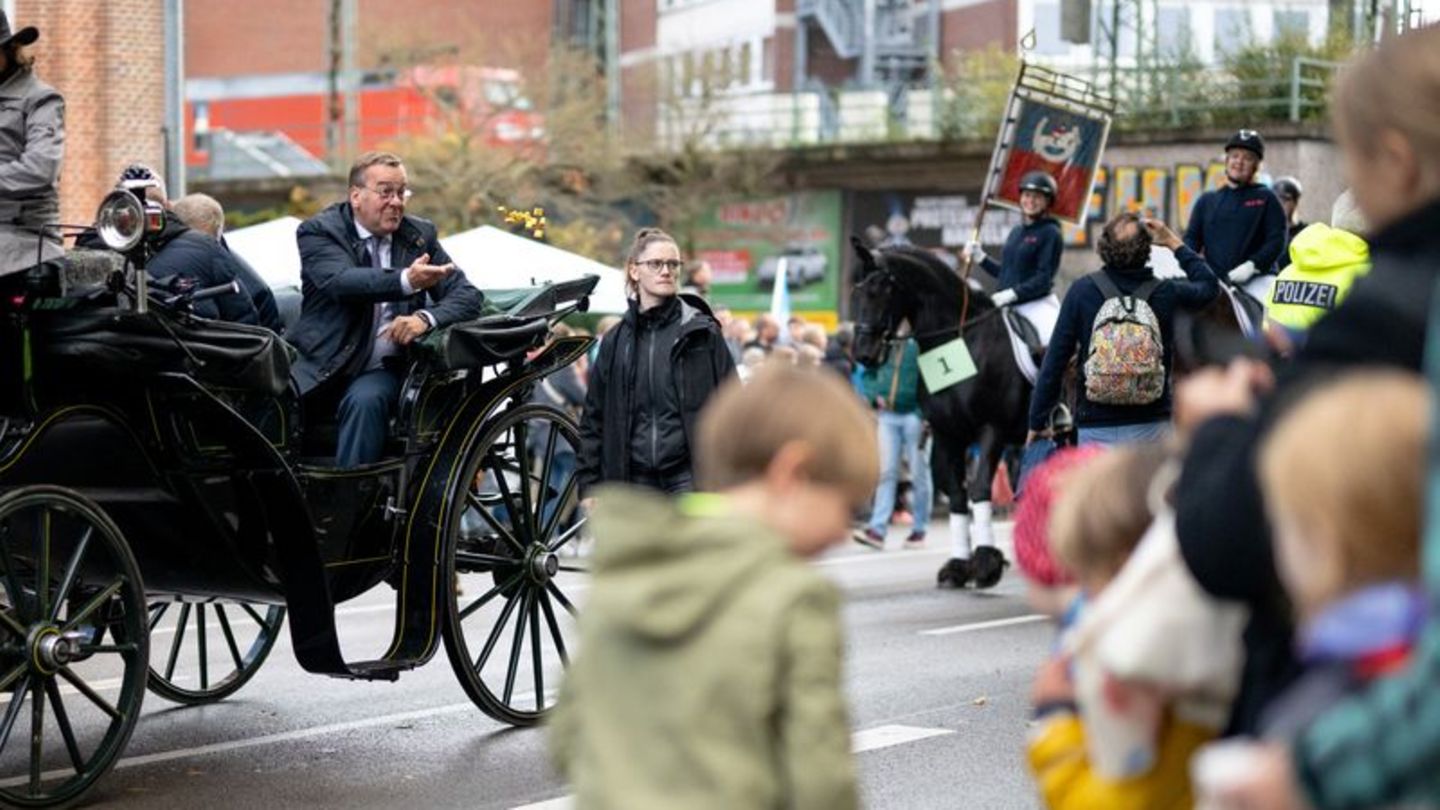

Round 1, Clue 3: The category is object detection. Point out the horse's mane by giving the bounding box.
[879,245,994,310]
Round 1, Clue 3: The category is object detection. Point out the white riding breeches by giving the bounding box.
[1014,294,1061,346]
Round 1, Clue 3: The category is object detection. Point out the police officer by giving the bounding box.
[962,171,1064,344]
[1274,176,1307,243]
[1183,130,1288,304]
[1264,190,1372,350]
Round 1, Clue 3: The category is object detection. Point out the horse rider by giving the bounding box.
[0,11,62,412]
[1183,129,1288,316]
[1273,176,1307,244]
[963,171,1064,346]
[290,150,483,468]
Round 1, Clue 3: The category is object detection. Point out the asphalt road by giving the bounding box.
[27,521,1051,810]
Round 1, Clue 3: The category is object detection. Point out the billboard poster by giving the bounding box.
[849,191,1023,253]
[991,96,1111,225]
[691,191,843,325]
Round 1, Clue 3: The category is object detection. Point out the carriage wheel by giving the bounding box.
[441,403,586,727]
[0,486,149,808]
[145,599,285,705]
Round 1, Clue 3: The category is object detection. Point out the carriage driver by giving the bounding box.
[290,151,483,468]
[962,171,1064,346]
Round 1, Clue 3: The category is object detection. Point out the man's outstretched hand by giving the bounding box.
[405,253,455,291]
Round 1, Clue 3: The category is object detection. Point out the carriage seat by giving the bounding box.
[37,307,293,397]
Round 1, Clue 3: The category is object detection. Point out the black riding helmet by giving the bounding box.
[1273,176,1303,202]
[1018,171,1058,200]
[1225,129,1265,159]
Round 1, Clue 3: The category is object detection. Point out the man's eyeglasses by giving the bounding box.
[634,259,683,273]
[362,185,413,202]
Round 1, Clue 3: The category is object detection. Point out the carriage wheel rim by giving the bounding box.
[442,403,585,726]
[0,486,149,808]
[144,600,285,705]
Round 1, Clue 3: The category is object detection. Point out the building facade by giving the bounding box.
[15,0,166,230]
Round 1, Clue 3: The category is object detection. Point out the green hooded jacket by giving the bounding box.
[859,338,921,414]
[1265,223,1372,331]
[549,487,857,810]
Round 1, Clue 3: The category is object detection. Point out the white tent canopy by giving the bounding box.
[224,217,628,313]
[440,225,628,313]
[224,215,303,290]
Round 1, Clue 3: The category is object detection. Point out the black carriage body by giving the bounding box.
[1,271,595,681]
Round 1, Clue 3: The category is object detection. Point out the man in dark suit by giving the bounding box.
[290,151,483,467]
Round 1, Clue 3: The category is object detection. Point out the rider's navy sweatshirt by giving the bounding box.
[1183,183,1289,276]
[1028,245,1220,431]
[979,217,1063,304]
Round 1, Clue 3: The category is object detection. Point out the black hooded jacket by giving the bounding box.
[576,293,737,492]
[146,213,281,331]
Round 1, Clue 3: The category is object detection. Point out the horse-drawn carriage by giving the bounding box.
[0,188,591,807]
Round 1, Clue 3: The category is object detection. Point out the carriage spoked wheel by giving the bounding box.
[441,403,586,727]
[145,598,285,705]
[0,486,149,808]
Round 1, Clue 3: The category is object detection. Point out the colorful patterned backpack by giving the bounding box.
[1084,273,1165,405]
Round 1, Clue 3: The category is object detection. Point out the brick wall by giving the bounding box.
[18,0,166,229]
[940,0,1019,55]
[185,0,556,79]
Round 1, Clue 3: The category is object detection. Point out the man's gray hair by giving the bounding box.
[172,193,226,238]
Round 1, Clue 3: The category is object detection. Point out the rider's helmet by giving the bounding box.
[1224,129,1266,159]
[1273,176,1303,203]
[1018,171,1058,200]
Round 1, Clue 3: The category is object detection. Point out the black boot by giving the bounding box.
[936,557,973,589]
[970,546,1009,589]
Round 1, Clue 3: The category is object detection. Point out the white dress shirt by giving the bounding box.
[354,220,428,372]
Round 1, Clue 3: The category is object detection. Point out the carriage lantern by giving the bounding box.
[94,181,165,312]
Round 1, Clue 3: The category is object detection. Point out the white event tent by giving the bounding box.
[440,225,627,313]
[224,217,627,313]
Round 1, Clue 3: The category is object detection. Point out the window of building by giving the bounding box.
[1214,8,1253,56]
[739,41,753,86]
[762,36,774,85]
[1274,10,1310,41]
[1032,3,1069,56]
[1156,6,1193,57]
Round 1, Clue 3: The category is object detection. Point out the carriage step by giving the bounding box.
[329,659,423,682]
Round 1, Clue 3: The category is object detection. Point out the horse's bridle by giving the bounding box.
[853,257,1004,350]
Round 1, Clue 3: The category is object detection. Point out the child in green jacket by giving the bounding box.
[550,365,879,810]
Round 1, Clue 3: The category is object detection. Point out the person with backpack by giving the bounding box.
[1028,213,1220,446]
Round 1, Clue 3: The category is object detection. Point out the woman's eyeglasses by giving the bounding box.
[635,259,683,273]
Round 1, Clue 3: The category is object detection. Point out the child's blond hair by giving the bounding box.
[1260,371,1427,603]
[696,365,878,504]
[1048,444,1169,585]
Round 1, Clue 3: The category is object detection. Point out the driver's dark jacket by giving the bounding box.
[288,202,482,395]
[577,294,737,494]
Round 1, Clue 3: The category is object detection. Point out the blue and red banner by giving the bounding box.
[993,98,1109,224]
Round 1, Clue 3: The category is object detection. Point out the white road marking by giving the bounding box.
[918,614,1048,636]
[851,723,957,752]
[509,724,957,809]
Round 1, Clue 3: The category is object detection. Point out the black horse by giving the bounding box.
[850,240,1028,588]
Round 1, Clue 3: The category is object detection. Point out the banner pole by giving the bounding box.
[963,59,1028,281]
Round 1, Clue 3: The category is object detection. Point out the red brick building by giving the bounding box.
[16,0,166,229]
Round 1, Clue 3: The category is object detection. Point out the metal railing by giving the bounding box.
[654,56,1342,150]
[797,0,864,59]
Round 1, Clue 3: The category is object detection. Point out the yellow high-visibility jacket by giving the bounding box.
[1265,223,1371,331]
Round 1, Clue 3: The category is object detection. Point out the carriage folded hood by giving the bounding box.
[588,487,798,642]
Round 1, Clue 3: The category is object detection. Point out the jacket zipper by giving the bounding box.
[648,322,659,471]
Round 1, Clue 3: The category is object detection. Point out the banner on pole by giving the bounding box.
[983,65,1114,227]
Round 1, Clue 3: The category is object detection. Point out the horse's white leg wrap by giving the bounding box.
[971,501,995,549]
[949,513,972,559]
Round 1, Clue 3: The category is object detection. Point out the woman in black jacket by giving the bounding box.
[577,228,737,498]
